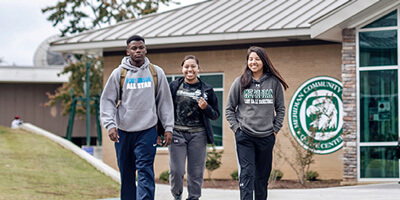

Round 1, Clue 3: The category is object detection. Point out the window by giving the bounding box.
[360,146,399,178]
[359,30,397,66]
[363,10,397,28]
[357,8,399,180]
[359,70,398,143]
[167,73,224,146]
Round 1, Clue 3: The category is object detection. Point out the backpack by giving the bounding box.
[116,63,164,136]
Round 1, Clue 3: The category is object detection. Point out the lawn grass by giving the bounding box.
[0,126,120,200]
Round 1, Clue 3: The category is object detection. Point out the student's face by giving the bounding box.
[182,59,199,83]
[247,52,263,74]
[126,40,147,66]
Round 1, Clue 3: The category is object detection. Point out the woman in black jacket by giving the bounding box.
[169,55,220,200]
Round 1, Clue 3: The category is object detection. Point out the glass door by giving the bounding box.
[357,9,399,181]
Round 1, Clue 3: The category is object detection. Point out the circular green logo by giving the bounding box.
[288,76,343,154]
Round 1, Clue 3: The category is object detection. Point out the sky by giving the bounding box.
[0,0,204,66]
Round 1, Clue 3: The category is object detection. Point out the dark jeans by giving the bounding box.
[115,127,158,200]
[235,129,275,200]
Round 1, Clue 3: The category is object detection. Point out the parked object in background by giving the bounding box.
[11,115,23,129]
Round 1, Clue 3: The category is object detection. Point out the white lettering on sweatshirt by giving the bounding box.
[126,77,152,90]
[244,89,273,104]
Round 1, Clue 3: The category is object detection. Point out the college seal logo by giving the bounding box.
[288,76,343,154]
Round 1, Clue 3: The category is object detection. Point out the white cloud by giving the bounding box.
[0,0,59,66]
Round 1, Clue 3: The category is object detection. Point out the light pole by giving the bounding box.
[85,61,91,146]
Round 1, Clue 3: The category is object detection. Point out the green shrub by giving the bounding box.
[306,170,319,181]
[230,170,239,180]
[270,169,284,181]
[159,170,169,183]
[206,144,223,181]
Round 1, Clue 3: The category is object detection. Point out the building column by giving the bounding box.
[341,28,357,184]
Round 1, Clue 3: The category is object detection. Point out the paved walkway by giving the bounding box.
[101,182,400,200]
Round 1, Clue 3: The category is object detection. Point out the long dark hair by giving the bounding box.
[240,46,288,91]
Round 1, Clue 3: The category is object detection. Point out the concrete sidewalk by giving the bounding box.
[268,182,400,200]
[101,182,400,200]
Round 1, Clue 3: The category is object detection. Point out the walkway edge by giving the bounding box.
[20,123,121,184]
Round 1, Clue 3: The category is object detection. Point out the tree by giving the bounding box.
[42,0,177,36]
[276,92,336,185]
[275,129,315,185]
[45,56,103,117]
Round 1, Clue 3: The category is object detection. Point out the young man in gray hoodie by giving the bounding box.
[100,35,174,200]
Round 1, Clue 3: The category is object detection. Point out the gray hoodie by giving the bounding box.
[100,56,174,133]
[225,73,285,137]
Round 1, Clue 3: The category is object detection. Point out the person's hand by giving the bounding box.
[157,136,162,146]
[108,128,119,143]
[163,131,172,147]
[274,132,277,140]
[198,97,208,109]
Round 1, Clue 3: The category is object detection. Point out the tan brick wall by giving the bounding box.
[101,55,123,171]
[102,43,343,180]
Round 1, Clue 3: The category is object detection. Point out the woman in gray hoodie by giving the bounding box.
[226,46,288,200]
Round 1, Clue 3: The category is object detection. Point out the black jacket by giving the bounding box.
[169,77,220,144]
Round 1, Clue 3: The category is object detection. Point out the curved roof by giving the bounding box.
[51,0,351,53]
[33,35,65,67]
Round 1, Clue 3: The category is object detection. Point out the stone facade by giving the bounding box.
[341,28,357,184]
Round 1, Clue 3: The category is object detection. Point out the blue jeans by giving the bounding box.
[115,127,158,200]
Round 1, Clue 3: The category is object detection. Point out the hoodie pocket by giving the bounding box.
[119,107,156,130]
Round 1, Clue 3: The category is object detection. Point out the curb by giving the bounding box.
[20,123,121,184]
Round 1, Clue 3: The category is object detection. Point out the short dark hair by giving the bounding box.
[126,35,145,45]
